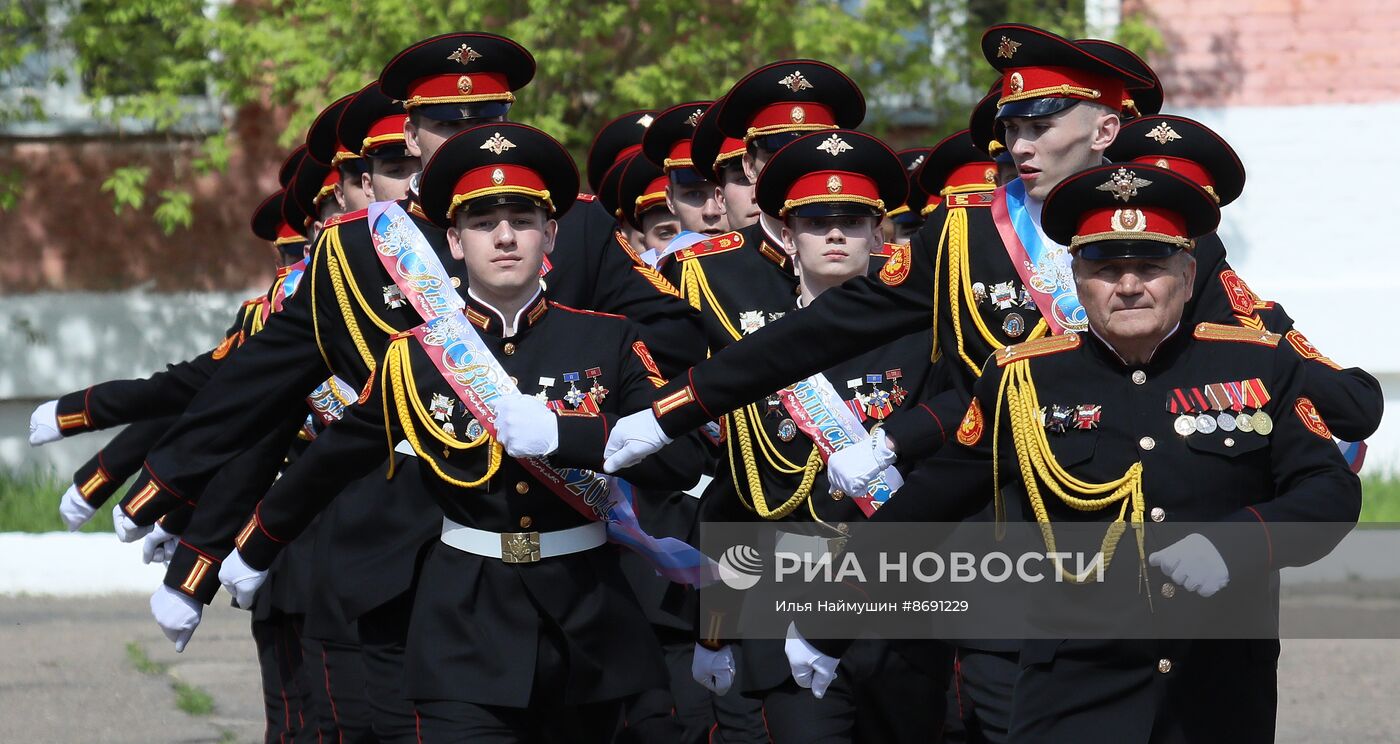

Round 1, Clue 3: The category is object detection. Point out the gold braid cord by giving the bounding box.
[993,360,1146,585]
[321,226,394,375]
[943,206,1047,375]
[384,337,499,487]
[680,259,745,340]
[728,405,823,520]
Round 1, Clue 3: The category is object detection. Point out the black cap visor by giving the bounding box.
[997,97,1080,120]
[416,101,512,122]
[1075,238,1187,261]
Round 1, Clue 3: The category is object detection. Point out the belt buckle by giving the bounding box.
[501,531,542,563]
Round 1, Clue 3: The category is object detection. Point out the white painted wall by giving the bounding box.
[1178,103,1398,469]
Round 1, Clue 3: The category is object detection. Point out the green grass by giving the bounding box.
[1361,469,1400,523]
[0,467,117,533]
[125,641,216,717]
[218,730,238,744]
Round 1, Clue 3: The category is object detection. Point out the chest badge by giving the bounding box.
[739,310,766,335]
[383,285,407,309]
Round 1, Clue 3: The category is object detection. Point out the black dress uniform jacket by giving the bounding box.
[68,416,176,511]
[236,292,704,707]
[866,324,1360,744]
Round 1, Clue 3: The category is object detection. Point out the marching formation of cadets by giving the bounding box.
[25,22,1380,744]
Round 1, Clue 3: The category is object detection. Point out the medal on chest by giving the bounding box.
[1167,379,1273,438]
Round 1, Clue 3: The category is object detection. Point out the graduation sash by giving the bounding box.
[776,372,903,517]
[367,201,719,587]
[991,180,1086,334]
[271,259,306,312]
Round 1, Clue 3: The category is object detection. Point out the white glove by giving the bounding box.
[113,503,153,543]
[494,393,560,458]
[58,484,96,531]
[150,584,202,653]
[28,400,61,446]
[218,548,267,610]
[827,434,897,498]
[785,623,839,698]
[603,409,673,472]
[691,643,736,695]
[142,523,180,565]
[1149,533,1230,598]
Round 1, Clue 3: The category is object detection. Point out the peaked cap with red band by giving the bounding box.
[1108,115,1245,206]
[379,32,534,122]
[287,154,335,218]
[306,92,361,166]
[715,60,864,143]
[982,24,1152,121]
[419,122,579,229]
[888,148,932,221]
[642,101,712,175]
[618,152,671,231]
[251,189,307,245]
[690,96,745,184]
[755,129,906,219]
[916,129,996,212]
[338,82,409,159]
[1075,39,1163,119]
[595,152,634,221]
[586,110,655,194]
[1042,163,1219,261]
[277,145,309,188]
[968,80,1005,156]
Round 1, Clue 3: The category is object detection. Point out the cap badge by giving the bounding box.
[1009,72,1024,95]
[685,108,704,128]
[1096,167,1152,202]
[1110,208,1147,232]
[491,168,506,186]
[637,113,655,128]
[447,44,483,65]
[816,134,853,156]
[984,167,997,184]
[827,175,843,193]
[790,105,806,124]
[997,36,1022,59]
[480,132,517,155]
[1155,158,1170,169]
[779,71,814,92]
[457,75,473,94]
[1145,122,1182,145]
[908,154,926,171]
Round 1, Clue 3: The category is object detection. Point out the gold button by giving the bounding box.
[1160,582,1176,599]
[503,342,516,356]
[515,481,530,494]
[1139,436,1155,451]
[1150,507,1166,523]
[1224,437,1235,447]
[1157,658,1173,674]
[451,277,462,288]
[1131,370,1146,385]
[831,489,845,501]
[519,516,532,529]
[509,376,518,386]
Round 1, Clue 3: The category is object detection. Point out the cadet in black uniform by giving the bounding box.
[690,96,758,232]
[218,122,705,743]
[698,127,949,742]
[866,163,1360,743]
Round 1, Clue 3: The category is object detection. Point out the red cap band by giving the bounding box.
[999,65,1125,111]
[783,170,881,214]
[746,101,837,139]
[1076,205,1187,240]
[942,162,999,192]
[404,72,514,108]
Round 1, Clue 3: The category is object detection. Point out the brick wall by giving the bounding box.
[1128,0,1400,107]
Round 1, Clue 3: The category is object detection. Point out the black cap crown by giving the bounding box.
[419,122,579,229]
[755,129,906,219]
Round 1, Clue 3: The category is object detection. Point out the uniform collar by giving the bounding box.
[464,284,548,338]
[1084,320,1186,370]
[754,214,793,272]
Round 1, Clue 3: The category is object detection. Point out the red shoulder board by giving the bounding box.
[1285,329,1341,370]
[323,208,368,228]
[549,302,627,320]
[673,231,745,262]
[944,190,995,208]
[870,243,896,258]
[994,332,1080,366]
[1193,322,1281,347]
[1217,269,1257,316]
[577,192,597,202]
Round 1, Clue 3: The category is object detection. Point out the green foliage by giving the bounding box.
[125,641,168,676]
[1361,469,1400,523]
[101,166,152,213]
[154,188,195,233]
[0,467,115,533]
[173,679,215,716]
[0,167,25,211]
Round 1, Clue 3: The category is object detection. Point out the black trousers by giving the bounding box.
[413,615,624,743]
[251,612,314,744]
[619,634,769,744]
[943,647,1017,744]
[357,588,422,744]
[300,634,377,743]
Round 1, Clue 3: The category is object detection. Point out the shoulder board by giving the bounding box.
[944,190,995,208]
[673,231,745,262]
[1193,322,1281,347]
[549,302,627,321]
[241,295,266,308]
[870,243,896,258]
[995,332,1080,366]
[576,192,597,203]
[323,208,368,228]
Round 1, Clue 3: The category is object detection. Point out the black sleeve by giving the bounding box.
[69,417,176,510]
[1258,305,1384,442]
[651,219,942,437]
[54,350,225,434]
[881,356,963,463]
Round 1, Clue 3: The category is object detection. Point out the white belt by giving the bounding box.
[440,517,606,564]
[775,530,848,560]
